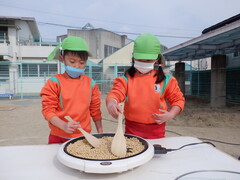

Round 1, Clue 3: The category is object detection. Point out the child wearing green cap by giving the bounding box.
[40,36,103,144]
[106,33,185,139]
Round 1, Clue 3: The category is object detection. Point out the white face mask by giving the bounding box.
[134,60,155,74]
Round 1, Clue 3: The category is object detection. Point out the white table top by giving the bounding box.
[1,136,240,180]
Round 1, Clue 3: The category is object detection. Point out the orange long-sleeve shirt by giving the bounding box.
[40,73,102,138]
[107,70,185,124]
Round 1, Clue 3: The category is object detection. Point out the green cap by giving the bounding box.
[48,36,90,60]
[133,33,161,60]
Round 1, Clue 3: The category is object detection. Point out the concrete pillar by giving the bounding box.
[9,63,18,94]
[8,28,17,61]
[175,62,185,95]
[211,55,226,107]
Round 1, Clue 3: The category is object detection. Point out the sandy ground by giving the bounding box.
[0,97,239,159]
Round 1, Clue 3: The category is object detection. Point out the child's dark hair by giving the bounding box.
[124,54,165,84]
[62,50,88,61]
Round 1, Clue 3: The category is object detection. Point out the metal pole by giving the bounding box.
[13,71,16,94]
[114,63,118,78]
[197,59,200,96]
[44,72,46,84]
[190,60,192,95]
[89,64,92,78]
[20,61,23,99]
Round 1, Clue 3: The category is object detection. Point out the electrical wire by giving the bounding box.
[166,129,182,136]
[154,142,215,154]
[199,138,240,146]
[167,142,216,152]
[166,129,240,146]
[0,3,200,34]
[37,21,195,39]
[0,3,200,41]
[175,170,240,180]
[101,122,240,147]
[103,120,240,146]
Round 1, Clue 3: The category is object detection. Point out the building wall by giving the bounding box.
[15,20,33,42]
[0,44,8,56]
[0,17,57,95]
[7,27,17,60]
[227,53,240,68]
[102,42,133,81]
[64,29,126,59]
[20,46,54,58]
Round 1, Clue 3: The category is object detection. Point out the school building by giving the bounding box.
[0,15,240,106]
[0,17,129,98]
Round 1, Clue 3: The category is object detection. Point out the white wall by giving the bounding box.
[0,44,8,55]
[15,20,33,41]
[17,78,46,94]
[68,29,126,59]
[20,46,55,58]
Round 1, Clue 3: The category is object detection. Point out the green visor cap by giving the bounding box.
[48,36,90,61]
[133,33,161,60]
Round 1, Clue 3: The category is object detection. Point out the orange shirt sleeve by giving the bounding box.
[90,84,102,121]
[164,77,185,112]
[106,77,128,103]
[40,78,61,121]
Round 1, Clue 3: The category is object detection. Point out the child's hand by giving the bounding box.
[107,99,123,119]
[153,109,174,124]
[63,121,80,134]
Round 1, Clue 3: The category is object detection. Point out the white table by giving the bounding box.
[1,136,240,180]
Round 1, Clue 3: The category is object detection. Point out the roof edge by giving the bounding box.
[202,13,240,34]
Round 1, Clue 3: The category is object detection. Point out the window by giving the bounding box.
[19,63,58,77]
[117,66,130,77]
[104,45,119,57]
[39,64,58,77]
[0,64,9,79]
[185,72,191,81]
[21,64,38,77]
[29,64,38,77]
[0,26,8,43]
[233,51,240,57]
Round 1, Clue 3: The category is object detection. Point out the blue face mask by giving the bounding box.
[65,65,85,78]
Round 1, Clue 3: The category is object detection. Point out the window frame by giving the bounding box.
[19,63,58,78]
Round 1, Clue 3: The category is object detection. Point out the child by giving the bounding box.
[40,36,103,144]
[106,33,185,139]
